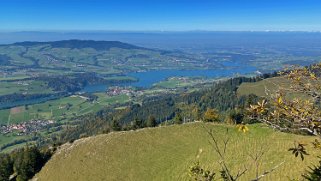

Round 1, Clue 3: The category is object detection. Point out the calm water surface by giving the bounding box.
[83,66,256,93]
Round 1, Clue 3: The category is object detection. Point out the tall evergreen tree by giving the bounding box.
[14,146,44,181]
[0,154,13,181]
[174,113,183,124]
[146,115,157,127]
[111,119,121,131]
[131,118,144,130]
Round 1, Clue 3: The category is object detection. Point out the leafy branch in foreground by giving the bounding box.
[302,156,321,181]
[189,161,216,181]
[288,142,309,161]
[247,63,321,179]
[248,64,321,136]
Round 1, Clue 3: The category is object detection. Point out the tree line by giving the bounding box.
[0,145,53,181]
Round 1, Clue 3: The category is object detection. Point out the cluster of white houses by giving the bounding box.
[0,119,54,135]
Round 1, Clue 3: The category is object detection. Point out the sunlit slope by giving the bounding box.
[238,77,290,97]
[35,123,318,181]
[237,76,309,100]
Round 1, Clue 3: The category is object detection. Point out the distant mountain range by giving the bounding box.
[9,40,146,51]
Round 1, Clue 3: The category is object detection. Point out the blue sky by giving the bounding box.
[1,0,321,31]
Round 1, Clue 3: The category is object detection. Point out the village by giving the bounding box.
[0,119,54,135]
[106,86,144,97]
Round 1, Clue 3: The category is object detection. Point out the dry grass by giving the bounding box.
[35,123,319,181]
[238,77,290,97]
[10,106,24,114]
[237,76,309,101]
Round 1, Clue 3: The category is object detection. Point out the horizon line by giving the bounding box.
[1,30,321,33]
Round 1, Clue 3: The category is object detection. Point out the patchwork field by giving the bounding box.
[35,123,319,181]
[0,93,130,125]
[153,77,201,89]
[0,80,52,96]
[0,41,211,78]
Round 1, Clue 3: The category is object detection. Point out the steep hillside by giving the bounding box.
[35,123,318,181]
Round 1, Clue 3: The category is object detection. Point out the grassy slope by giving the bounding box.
[237,76,309,101]
[35,123,318,181]
[238,77,290,97]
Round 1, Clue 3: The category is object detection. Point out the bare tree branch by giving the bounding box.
[251,161,285,181]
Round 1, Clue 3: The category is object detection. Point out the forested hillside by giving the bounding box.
[53,76,265,143]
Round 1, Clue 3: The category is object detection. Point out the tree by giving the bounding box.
[174,113,183,124]
[191,106,202,121]
[146,115,157,127]
[204,108,220,122]
[131,118,144,130]
[0,154,13,181]
[14,146,46,181]
[247,64,321,179]
[111,119,121,131]
[228,109,244,124]
[248,65,321,136]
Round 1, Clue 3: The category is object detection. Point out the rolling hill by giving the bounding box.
[10,40,144,51]
[34,122,318,181]
[0,40,211,77]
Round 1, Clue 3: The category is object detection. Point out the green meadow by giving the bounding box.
[0,80,52,96]
[35,123,319,181]
[0,93,130,125]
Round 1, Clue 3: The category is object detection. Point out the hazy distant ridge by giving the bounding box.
[8,40,145,51]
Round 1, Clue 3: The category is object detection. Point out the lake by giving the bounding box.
[0,67,256,109]
[83,66,257,93]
